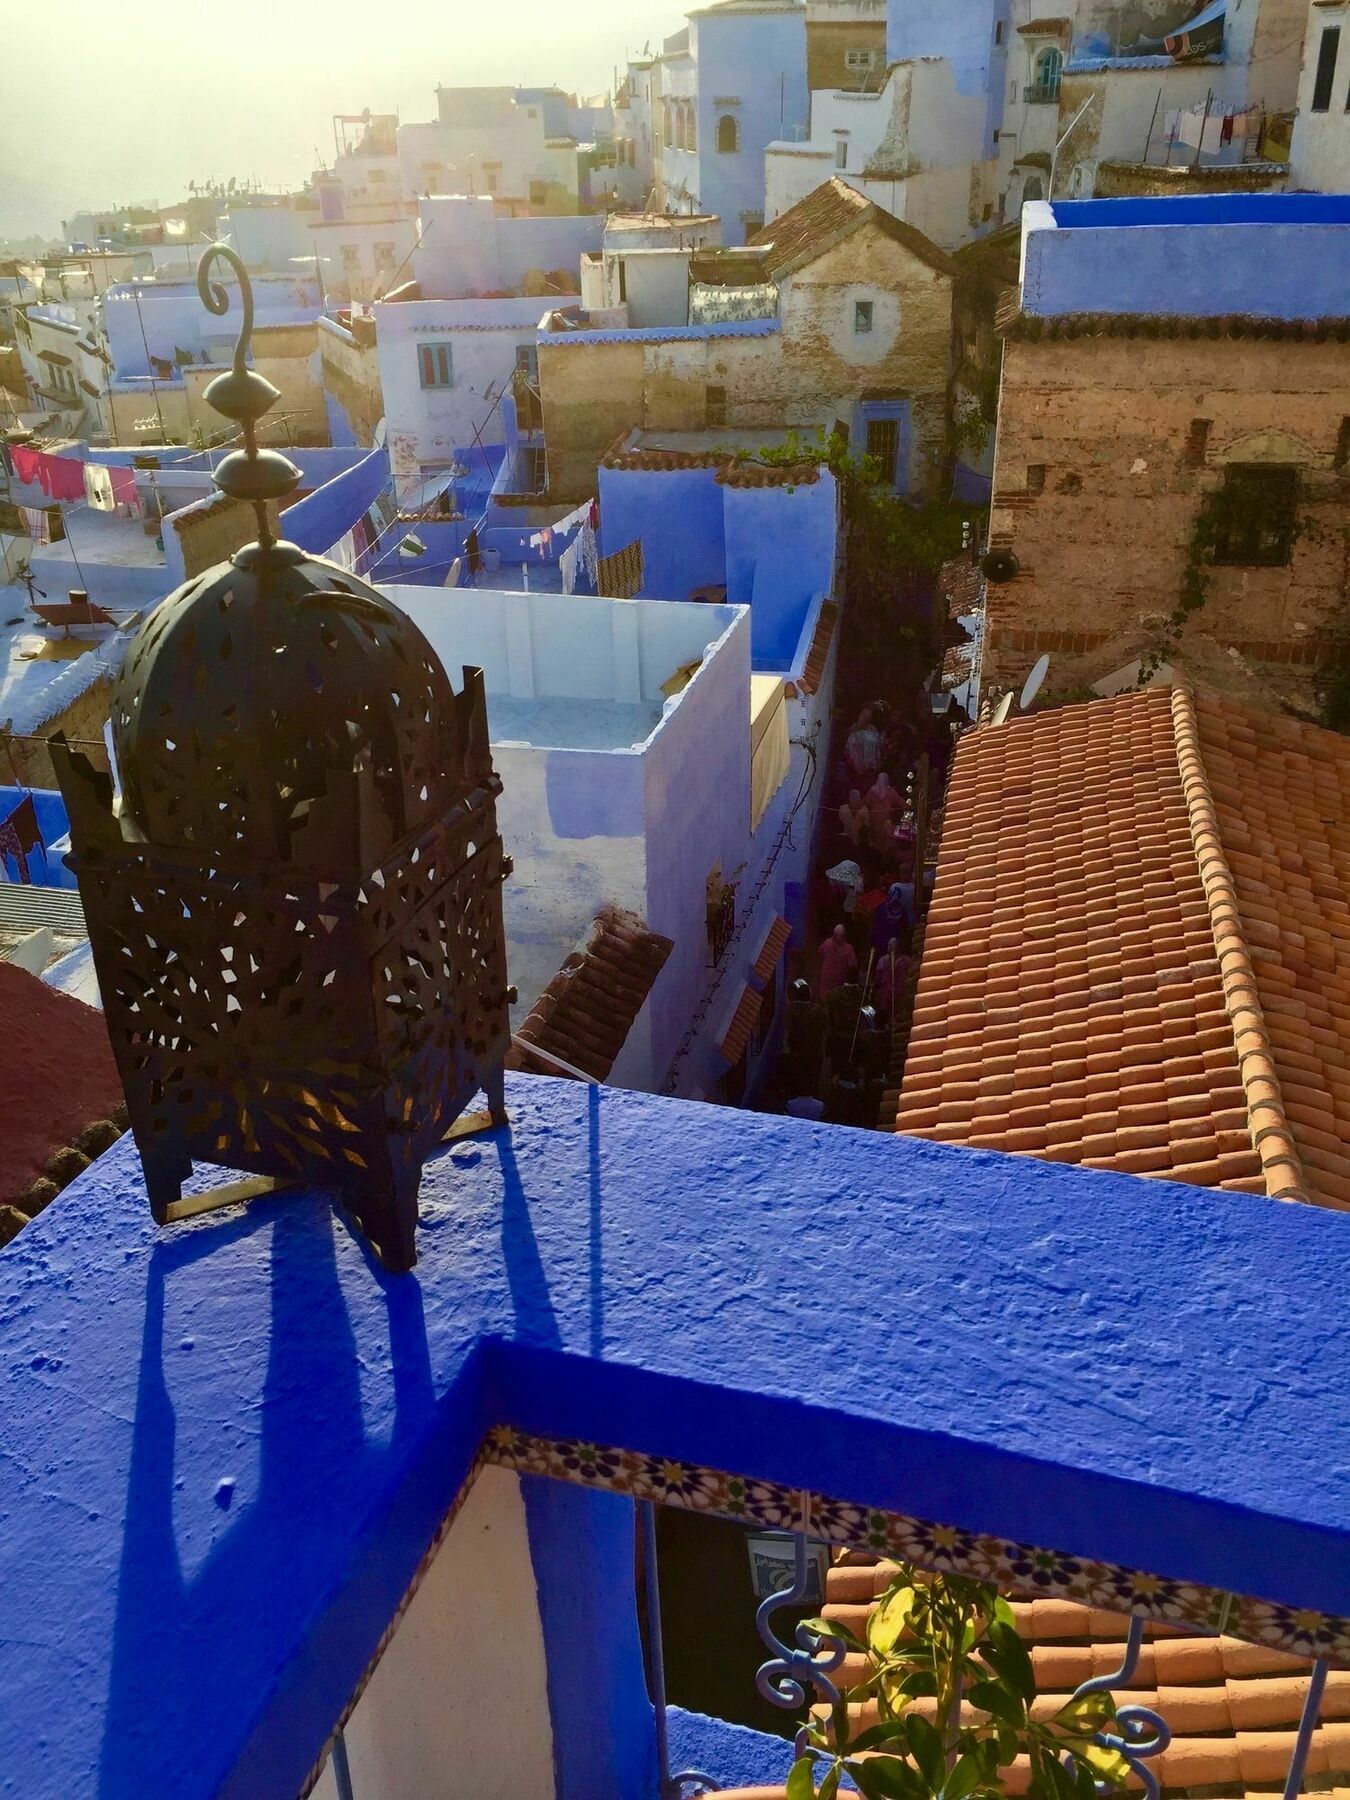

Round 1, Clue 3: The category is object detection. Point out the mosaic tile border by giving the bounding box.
[484,1426,1350,1670]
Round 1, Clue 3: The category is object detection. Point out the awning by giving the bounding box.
[750,675,790,833]
[717,982,762,1065]
[752,915,791,985]
[37,349,72,367]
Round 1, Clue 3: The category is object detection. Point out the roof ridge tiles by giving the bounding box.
[1169,687,1310,1208]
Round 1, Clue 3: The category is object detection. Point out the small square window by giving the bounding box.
[854,300,874,333]
[1212,465,1299,567]
[1026,463,1046,495]
[418,342,454,389]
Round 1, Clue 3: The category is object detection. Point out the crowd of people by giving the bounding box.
[779,694,952,1127]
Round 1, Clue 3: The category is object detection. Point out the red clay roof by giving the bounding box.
[718,983,762,1065]
[892,685,1350,1209]
[786,600,838,700]
[817,1556,1350,1799]
[0,961,122,1203]
[747,177,959,281]
[506,906,673,1084]
[751,915,792,984]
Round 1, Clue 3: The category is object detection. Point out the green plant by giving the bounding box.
[788,1567,1130,1800]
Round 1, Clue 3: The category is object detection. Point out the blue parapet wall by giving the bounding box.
[1021,194,1350,320]
[3,1075,1350,1798]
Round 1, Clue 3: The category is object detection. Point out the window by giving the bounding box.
[418,342,454,389]
[1312,26,1341,111]
[854,299,874,333]
[1029,46,1063,103]
[341,244,361,270]
[1026,463,1046,495]
[995,19,1004,43]
[1022,175,1044,202]
[528,180,547,205]
[866,416,899,480]
[836,138,849,169]
[485,170,499,194]
[844,47,878,71]
[716,113,740,153]
[687,101,697,152]
[374,242,397,276]
[706,383,727,427]
[1212,465,1299,566]
[675,103,687,149]
[617,257,627,302]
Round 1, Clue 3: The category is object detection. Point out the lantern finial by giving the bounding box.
[194,242,301,552]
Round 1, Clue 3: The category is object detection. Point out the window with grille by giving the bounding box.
[1212,465,1299,567]
[418,342,454,389]
[865,417,899,480]
[1028,46,1063,103]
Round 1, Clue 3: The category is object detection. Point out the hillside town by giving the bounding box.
[0,1,1348,1797]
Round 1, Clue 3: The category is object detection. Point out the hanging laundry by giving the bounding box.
[84,464,117,511]
[1177,107,1204,149]
[21,450,86,503]
[560,535,581,596]
[1200,112,1223,154]
[109,466,140,511]
[596,537,644,599]
[10,445,42,489]
[580,522,599,590]
[327,531,357,571]
[0,794,42,885]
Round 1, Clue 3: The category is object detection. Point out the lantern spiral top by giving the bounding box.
[195,242,301,551]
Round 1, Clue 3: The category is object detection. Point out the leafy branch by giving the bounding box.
[787,1567,1129,1800]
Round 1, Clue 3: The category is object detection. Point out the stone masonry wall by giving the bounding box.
[984,334,1350,696]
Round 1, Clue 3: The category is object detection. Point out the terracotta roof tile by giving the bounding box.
[751,915,792,985]
[506,906,673,1083]
[718,982,763,1065]
[815,1560,1349,1799]
[787,601,839,699]
[893,685,1350,1208]
[743,176,959,280]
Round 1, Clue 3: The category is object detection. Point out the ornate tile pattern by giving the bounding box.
[484,1426,1350,1669]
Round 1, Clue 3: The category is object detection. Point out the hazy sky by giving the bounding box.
[0,0,679,239]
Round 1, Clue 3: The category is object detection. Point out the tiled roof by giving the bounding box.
[746,177,958,281]
[718,982,763,1064]
[506,906,673,1083]
[818,1556,1350,1798]
[786,600,838,698]
[0,960,122,1209]
[1002,311,1350,341]
[892,685,1350,1209]
[752,915,792,984]
[600,444,820,487]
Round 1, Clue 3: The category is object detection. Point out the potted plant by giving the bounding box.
[780,1564,1134,1800]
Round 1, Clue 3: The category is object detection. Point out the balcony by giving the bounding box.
[1,1076,1348,1798]
[1024,81,1062,105]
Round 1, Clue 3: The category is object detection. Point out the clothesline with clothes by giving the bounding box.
[1160,99,1263,160]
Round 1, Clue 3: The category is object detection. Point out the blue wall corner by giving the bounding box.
[522,1476,659,1800]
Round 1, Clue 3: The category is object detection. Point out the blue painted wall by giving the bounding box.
[599,463,726,603]
[281,444,391,555]
[6,1077,1350,1797]
[522,1478,658,1800]
[887,0,1009,149]
[1023,197,1350,319]
[667,1707,795,1791]
[723,475,836,671]
[0,787,74,887]
[693,7,809,242]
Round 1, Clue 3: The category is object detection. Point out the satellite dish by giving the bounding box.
[981,547,1020,584]
[1020,653,1050,710]
[991,691,1015,727]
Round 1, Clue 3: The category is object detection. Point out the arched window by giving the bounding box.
[1022,174,1044,203]
[686,101,697,153]
[716,113,740,154]
[675,102,688,149]
[1030,46,1063,102]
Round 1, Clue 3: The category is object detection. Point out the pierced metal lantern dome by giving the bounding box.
[51,244,513,1272]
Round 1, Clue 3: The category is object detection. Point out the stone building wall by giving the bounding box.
[806,16,888,92]
[5,675,115,789]
[983,328,1350,698]
[318,317,384,448]
[539,216,955,497]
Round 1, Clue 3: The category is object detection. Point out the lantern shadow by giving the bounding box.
[97,1191,434,1798]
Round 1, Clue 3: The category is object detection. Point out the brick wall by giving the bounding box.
[984,333,1350,696]
[170,493,285,579]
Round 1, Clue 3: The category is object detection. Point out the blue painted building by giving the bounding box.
[1018,193,1350,320]
[658,0,810,243]
[2,1077,1350,1798]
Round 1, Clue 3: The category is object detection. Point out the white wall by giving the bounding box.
[311,217,418,304]
[1290,0,1350,191]
[309,1468,555,1800]
[374,296,547,491]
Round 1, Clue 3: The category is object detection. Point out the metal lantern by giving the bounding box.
[51,245,513,1272]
